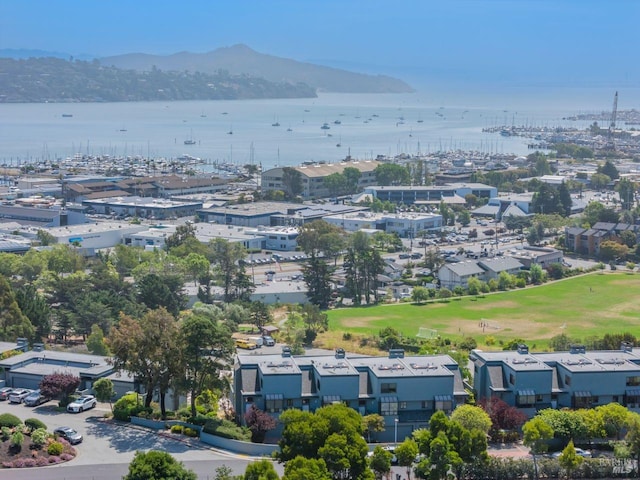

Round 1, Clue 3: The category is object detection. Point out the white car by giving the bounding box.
[8,389,32,404]
[67,395,97,413]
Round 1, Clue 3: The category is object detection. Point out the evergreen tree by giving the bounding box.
[0,275,35,342]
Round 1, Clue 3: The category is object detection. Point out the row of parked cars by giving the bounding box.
[0,386,97,412]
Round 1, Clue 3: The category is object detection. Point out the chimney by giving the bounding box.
[517,344,529,355]
[389,349,405,359]
[281,346,292,358]
[32,343,44,352]
[569,344,586,354]
[621,341,634,353]
[335,348,345,359]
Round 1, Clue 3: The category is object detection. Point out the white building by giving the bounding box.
[247,226,299,251]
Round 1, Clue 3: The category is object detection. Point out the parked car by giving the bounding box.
[262,335,276,346]
[0,387,13,401]
[23,389,50,407]
[66,395,97,413]
[53,426,83,445]
[8,389,32,404]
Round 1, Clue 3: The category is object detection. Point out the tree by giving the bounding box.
[558,439,583,479]
[323,172,347,197]
[165,222,196,250]
[344,232,385,306]
[13,283,50,341]
[457,209,471,227]
[411,286,430,304]
[184,253,210,286]
[590,173,611,190]
[39,372,80,406]
[179,312,235,418]
[616,177,636,211]
[596,403,630,440]
[558,182,572,217]
[529,264,546,284]
[0,276,35,342]
[137,272,186,317]
[479,397,527,440]
[598,160,619,180]
[450,404,492,435]
[599,240,629,262]
[213,465,236,480]
[36,229,57,246]
[368,446,392,480]
[244,405,277,443]
[343,167,362,194]
[300,303,329,344]
[283,456,331,480]
[362,414,385,442]
[209,238,253,303]
[375,163,411,186]
[123,450,197,480]
[93,377,116,411]
[302,257,335,309]
[281,167,303,199]
[625,412,640,471]
[86,324,110,355]
[523,417,554,480]
[249,301,272,332]
[109,308,182,415]
[244,459,280,480]
[396,438,419,480]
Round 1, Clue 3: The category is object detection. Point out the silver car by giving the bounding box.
[8,388,32,404]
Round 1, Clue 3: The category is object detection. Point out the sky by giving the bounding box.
[1,0,638,90]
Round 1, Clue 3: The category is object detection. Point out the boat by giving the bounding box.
[334,120,341,125]
[184,130,196,144]
[62,114,73,118]
[321,123,330,130]
[272,122,280,127]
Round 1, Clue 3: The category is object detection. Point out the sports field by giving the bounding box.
[326,273,640,349]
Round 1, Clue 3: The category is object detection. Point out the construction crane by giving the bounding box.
[607,91,618,150]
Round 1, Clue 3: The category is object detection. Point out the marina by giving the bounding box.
[1,90,639,171]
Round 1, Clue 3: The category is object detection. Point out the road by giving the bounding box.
[0,400,280,479]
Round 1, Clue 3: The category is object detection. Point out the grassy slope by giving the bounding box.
[325,273,640,350]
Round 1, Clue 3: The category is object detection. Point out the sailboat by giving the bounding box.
[184,129,196,145]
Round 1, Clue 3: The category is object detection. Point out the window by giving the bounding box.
[421,401,430,409]
[517,393,536,406]
[266,394,284,413]
[536,394,543,403]
[564,375,571,386]
[359,399,366,406]
[380,397,398,416]
[509,374,515,385]
[286,399,293,407]
[627,376,640,386]
[435,398,453,413]
[399,402,407,410]
[381,383,397,394]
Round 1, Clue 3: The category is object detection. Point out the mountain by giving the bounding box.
[0,57,316,103]
[100,44,414,94]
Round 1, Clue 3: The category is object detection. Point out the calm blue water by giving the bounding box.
[1,88,638,170]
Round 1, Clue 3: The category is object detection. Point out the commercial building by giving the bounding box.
[471,343,640,417]
[197,202,305,227]
[262,161,381,199]
[234,349,467,442]
[82,196,203,220]
[323,211,442,238]
[363,183,497,206]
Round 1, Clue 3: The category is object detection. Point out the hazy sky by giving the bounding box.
[1,0,637,88]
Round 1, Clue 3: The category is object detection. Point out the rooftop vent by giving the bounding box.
[389,349,405,359]
[32,343,44,352]
[622,341,634,353]
[570,344,586,354]
[335,348,345,359]
[517,344,529,354]
[281,346,292,358]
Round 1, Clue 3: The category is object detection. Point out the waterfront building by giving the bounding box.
[261,161,381,199]
[363,183,497,206]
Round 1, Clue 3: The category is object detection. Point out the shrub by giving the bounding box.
[36,456,49,466]
[170,424,184,434]
[113,393,140,422]
[184,427,199,438]
[202,418,252,441]
[30,428,48,448]
[60,453,74,461]
[48,455,61,464]
[10,431,24,450]
[25,418,47,432]
[47,441,64,456]
[0,413,22,428]
[21,458,36,468]
[1,426,11,441]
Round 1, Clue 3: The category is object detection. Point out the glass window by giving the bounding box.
[266,395,284,413]
[435,399,453,412]
[380,398,398,416]
[381,383,397,394]
[627,376,640,386]
[517,394,535,406]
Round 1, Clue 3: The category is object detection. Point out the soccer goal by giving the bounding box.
[417,327,438,339]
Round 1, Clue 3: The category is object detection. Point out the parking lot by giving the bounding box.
[0,397,261,479]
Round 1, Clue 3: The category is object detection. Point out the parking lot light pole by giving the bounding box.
[394,418,399,445]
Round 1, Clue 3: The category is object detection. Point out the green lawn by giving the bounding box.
[326,273,640,349]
